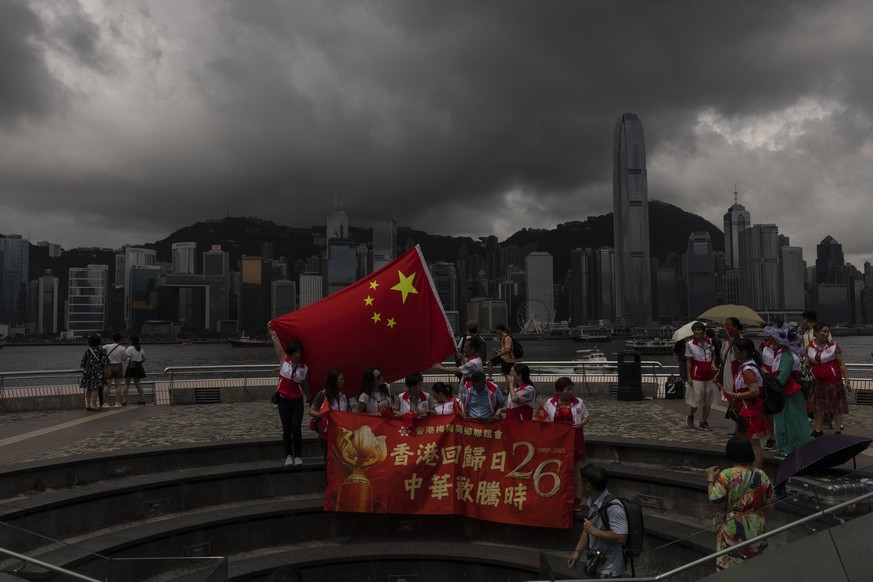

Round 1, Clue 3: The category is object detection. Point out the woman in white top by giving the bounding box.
[506,363,536,421]
[431,382,463,416]
[356,367,394,415]
[123,335,147,405]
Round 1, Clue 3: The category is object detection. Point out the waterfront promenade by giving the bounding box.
[3,394,873,470]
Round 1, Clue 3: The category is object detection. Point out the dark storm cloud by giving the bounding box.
[2,0,873,264]
[0,0,62,125]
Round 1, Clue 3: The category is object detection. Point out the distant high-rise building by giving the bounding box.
[816,235,846,285]
[738,224,781,314]
[686,231,716,320]
[569,248,598,327]
[239,256,269,335]
[723,191,751,271]
[67,264,109,337]
[372,218,397,271]
[271,280,296,318]
[327,240,357,295]
[612,112,652,327]
[524,252,555,327]
[653,267,681,323]
[467,297,508,333]
[780,246,805,311]
[299,274,323,308]
[36,241,62,257]
[431,262,458,312]
[594,247,615,324]
[37,270,59,335]
[203,245,230,330]
[123,247,157,325]
[326,201,349,247]
[171,242,197,275]
[0,235,29,325]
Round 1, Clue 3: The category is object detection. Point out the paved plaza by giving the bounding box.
[2,394,873,470]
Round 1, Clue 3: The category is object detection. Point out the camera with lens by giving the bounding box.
[583,550,604,577]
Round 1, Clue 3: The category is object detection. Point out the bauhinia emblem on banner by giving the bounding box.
[335,424,388,513]
[324,412,575,529]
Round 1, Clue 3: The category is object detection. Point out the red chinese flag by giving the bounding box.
[269,246,455,396]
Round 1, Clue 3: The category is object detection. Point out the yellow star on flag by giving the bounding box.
[386,317,397,329]
[364,295,374,306]
[371,312,382,323]
[369,280,379,290]
[391,270,419,304]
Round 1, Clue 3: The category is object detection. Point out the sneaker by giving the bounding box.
[294,457,303,466]
[284,455,294,467]
[114,403,122,408]
[685,415,695,429]
[698,421,712,431]
[101,403,111,409]
[811,430,824,438]
[764,439,775,450]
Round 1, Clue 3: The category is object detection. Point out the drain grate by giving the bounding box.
[855,391,873,406]
[194,387,221,404]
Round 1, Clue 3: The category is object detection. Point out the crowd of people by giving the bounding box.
[78,333,148,411]
[268,312,855,574]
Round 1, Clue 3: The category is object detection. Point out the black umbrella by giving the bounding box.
[774,434,873,487]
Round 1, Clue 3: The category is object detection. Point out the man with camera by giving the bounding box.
[568,465,628,578]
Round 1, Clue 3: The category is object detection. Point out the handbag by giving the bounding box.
[724,400,740,422]
[271,391,280,405]
[309,417,318,431]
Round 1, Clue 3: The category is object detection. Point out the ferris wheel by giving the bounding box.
[516,299,552,334]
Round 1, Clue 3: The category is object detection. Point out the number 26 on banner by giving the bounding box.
[506,441,563,498]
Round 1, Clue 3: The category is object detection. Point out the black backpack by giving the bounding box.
[598,495,645,575]
[760,370,785,415]
[511,336,524,358]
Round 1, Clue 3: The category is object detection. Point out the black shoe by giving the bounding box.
[811,430,824,438]
[763,439,775,450]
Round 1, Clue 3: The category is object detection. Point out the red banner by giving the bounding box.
[324,412,574,529]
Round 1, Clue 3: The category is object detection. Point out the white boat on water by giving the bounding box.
[625,337,674,354]
[572,348,613,373]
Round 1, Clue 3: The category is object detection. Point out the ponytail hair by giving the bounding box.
[733,337,762,367]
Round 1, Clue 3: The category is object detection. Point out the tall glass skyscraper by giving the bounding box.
[0,235,30,326]
[612,113,651,327]
[723,191,751,271]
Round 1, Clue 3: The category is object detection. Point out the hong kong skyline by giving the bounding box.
[3,1,873,266]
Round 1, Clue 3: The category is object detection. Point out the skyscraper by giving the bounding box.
[816,235,846,284]
[372,218,397,271]
[686,231,716,320]
[738,224,781,314]
[171,242,197,275]
[67,264,109,337]
[723,191,751,271]
[523,252,555,330]
[612,113,652,327]
[326,201,349,246]
[0,235,29,326]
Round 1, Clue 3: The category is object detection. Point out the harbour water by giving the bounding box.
[2,336,872,374]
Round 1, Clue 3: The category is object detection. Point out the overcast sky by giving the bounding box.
[3,0,873,266]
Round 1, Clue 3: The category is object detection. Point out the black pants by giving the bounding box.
[277,396,304,458]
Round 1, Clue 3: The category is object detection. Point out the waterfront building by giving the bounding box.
[816,283,850,324]
[156,274,210,331]
[299,273,323,308]
[171,242,197,275]
[36,241,62,257]
[203,246,230,329]
[499,245,523,275]
[239,256,270,335]
[327,240,357,295]
[271,280,296,319]
[67,264,109,337]
[372,218,397,271]
[129,265,163,332]
[653,266,681,323]
[816,235,846,285]
[594,247,615,325]
[467,297,508,333]
[568,249,593,327]
[612,112,652,327]
[326,201,349,248]
[123,247,157,326]
[723,191,750,271]
[430,262,458,312]
[738,224,781,314]
[687,231,716,321]
[114,254,126,288]
[780,246,805,312]
[0,234,29,326]
[524,252,555,326]
[36,270,59,335]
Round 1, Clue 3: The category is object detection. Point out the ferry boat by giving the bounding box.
[572,348,613,373]
[228,335,273,348]
[624,337,675,354]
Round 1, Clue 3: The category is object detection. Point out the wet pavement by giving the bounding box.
[2,393,873,469]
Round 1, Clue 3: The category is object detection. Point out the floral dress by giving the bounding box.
[709,465,773,570]
[80,347,109,391]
